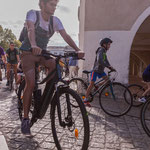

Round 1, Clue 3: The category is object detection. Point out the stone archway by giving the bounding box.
[129,15,150,85]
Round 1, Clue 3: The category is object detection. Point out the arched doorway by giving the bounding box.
[129,16,150,85]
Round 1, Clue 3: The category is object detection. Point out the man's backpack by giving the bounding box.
[19,11,53,43]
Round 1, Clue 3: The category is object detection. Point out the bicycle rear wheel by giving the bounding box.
[141,99,150,137]
[99,82,133,117]
[51,88,89,150]
[127,84,145,107]
[69,78,88,103]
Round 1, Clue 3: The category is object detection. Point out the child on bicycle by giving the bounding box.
[138,64,150,103]
[83,38,116,106]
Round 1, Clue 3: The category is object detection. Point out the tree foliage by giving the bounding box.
[0,25,21,50]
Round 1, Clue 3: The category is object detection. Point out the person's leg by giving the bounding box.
[20,52,39,135]
[142,82,150,97]
[6,63,10,85]
[23,69,35,118]
[16,74,21,85]
[40,57,56,80]
[85,81,94,99]
[85,71,96,99]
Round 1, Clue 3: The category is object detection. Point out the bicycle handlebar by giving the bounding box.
[41,50,84,60]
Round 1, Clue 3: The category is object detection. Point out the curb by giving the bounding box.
[0,132,9,150]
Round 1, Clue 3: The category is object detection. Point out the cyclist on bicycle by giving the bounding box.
[6,42,20,87]
[138,64,150,103]
[19,0,84,135]
[83,38,115,106]
[0,46,6,81]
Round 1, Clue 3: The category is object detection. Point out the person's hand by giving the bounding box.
[31,45,42,55]
[77,51,85,59]
[109,66,116,72]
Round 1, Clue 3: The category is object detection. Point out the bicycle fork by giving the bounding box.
[56,87,74,129]
[109,83,116,100]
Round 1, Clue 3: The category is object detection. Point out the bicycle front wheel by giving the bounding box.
[51,88,89,150]
[99,82,133,117]
[141,99,150,137]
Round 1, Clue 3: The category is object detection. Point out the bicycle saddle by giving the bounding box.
[82,70,92,74]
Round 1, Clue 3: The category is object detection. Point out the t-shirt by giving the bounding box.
[6,48,19,64]
[26,10,64,32]
[0,46,4,57]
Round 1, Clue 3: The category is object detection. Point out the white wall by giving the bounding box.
[80,7,150,84]
[83,31,132,84]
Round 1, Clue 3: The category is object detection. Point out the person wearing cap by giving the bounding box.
[83,38,116,106]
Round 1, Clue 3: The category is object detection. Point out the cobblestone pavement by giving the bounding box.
[0,73,150,150]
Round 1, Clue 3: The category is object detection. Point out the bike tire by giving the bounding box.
[141,99,150,137]
[9,70,14,91]
[127,84,145,107]
[51,88,89,150]
[99,82,133,117]
[17,80,25,121]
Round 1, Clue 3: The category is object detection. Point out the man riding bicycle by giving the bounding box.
[6,42,20,87]
[0,46,6,81]
[19,0,84,136]
[83,38,116,106]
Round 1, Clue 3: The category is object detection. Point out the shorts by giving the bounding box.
[20,51,54,73]
[90,71,106,82]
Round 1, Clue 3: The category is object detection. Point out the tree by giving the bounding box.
[0,25,21,50]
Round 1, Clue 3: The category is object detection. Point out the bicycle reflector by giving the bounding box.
[82,96,85,99]
[105,92,109,97]
[75,128,79,139]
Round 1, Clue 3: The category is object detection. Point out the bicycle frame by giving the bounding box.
[30,52,76,128]
[89,71,118,100]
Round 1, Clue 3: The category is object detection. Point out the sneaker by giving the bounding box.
[138,97,147,103]
[6,81,9,86]
[82,98,91,107]
[21,118,31,136]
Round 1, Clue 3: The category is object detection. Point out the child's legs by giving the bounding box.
[85,81,94,98]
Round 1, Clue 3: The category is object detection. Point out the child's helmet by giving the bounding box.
[100,38,113,46]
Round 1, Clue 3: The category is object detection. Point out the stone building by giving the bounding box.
[79,0,150,84]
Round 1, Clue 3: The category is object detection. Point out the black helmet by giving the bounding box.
[100,38,113,46]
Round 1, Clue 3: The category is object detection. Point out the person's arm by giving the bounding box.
[59,29,84,58]
[2,55,6,64]
[26,21,41,55]
[59,29,80,51]
[98,51,115,71]
[16,55,20,63]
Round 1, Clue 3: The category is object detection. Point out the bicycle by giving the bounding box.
[69,70,133,117]
[127,84,146,107]
[141,95,150,137]
[17,50,90,150]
